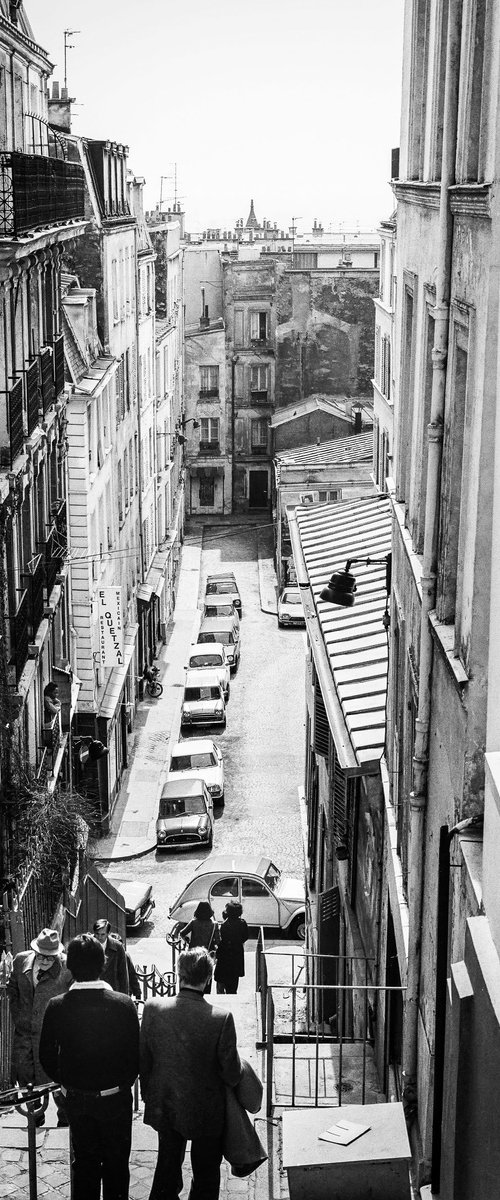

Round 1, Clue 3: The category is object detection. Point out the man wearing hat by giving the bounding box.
[8,927,71,1126]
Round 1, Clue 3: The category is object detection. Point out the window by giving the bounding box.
[210,877,238,898]
[242,878,269,898]
[457,0,490,183]
[199,476,215,507]
[249,311,269,342]
[251,419,268,454]
[250,364,269,398]
[200,417,220,451]
[436,322,468,624]
[117,461,123,523]
[112,260,119,323]
[199,366,219,397]
[381,335,391,400]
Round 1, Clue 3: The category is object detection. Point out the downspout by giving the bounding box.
[133,224,145,583]
[402,0,463,1116]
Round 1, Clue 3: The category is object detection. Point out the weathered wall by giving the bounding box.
[274,410,352,451]
[275,266,378,407]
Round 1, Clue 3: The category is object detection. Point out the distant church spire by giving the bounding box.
[245,198,259,229]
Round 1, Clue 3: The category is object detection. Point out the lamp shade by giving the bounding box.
[320,570,357,607]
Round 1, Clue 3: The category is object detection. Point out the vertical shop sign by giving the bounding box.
[97,587,124,666]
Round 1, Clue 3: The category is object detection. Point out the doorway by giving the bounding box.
[249,469,268,509]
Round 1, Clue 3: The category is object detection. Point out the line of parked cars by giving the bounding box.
[156,573,241,854]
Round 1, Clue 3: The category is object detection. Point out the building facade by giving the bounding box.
[387,0,500,1193]
[0,0,86,878]
[372,214,396,493]
[183,245,228,515]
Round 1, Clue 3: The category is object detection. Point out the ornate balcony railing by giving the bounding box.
[8,378,23,466]
[45,517,66,596]
[53,333,65,397]
[0,152,85,238]
[25,359,40,435]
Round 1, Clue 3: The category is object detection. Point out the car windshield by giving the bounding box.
[264,862,281,890]
[171,751,217,771]
[205,604,234,616]
[184,687,221,702]
[159,797,204,818]
[199,632,233,646]
[207,581,236,596]
[283,592,302,605]
[190,653,223,668]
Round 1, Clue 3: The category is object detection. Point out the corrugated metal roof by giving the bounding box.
[276,432,373,468]
[293,494,392,771]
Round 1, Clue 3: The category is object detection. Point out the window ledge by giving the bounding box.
[428,612,469,688]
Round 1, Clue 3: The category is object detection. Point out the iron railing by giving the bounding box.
[53,333,65,397]
[255,935,406,1117]
[8,378,24,466]
[39,346,54,413]
[25,359,40,436]
[23,554,45,638]
[45,521,66,596]
[0,152,85,238]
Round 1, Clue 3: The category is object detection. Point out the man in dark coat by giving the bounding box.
[7,927,71,1126]
[39,933,139,1200]
[93,918,129,994]
[140,947,242,1200]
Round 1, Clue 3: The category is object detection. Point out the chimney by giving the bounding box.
[48,80,73,133]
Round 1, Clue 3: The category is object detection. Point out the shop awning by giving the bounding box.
[146,565,165,599]
[137,583,154,605]
[289,494,392,774]
[99,624,139,720]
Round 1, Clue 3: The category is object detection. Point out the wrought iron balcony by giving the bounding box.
[46,517,66,596]
[39,346,55,412]
[1,339,68,468]
[0,152,85,238]
[25,359,39,436]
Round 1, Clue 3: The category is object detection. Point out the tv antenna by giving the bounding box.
[63,29,80,94]
[159,164,185,211]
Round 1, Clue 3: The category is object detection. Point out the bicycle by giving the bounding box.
[144,665,163,698]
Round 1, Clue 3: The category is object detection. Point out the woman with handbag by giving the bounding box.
[181,901,220,993]
[214,901,249,995]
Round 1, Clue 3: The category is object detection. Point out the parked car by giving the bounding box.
[186,643,231,700]
[201,606,240,643]
[168,738,224,803]
[278,587,306,628]
[205,572,242,614]
[197,618,241,672]
[181,668,226,728]
[156,777,214,851]
[168,855,306,939]
[203,599,241,632]
[111,879,155,930]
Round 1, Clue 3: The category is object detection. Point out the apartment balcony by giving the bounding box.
[1,341,67,469]
[0,152,85,238]
[12,589,29,684]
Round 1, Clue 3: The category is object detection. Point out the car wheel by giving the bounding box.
[289,915,306,941]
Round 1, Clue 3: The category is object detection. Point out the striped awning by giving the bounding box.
[289,494,392,773]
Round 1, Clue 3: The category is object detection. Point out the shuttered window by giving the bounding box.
[314,679,329,757]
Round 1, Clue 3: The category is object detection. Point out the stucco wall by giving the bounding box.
[275,267,378,407]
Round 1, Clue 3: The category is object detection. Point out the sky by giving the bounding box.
[32,0,404,235]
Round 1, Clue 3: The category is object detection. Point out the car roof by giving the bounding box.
[188,642,226,656]
[207,572,237,583]
[171,739,217,756]
[161,777,208,798]
[194,855,272,877]
[199,618,236,633]
[185,668,222,686]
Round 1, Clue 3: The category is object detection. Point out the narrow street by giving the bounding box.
[112,521,307,946]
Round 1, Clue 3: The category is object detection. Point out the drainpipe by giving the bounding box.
[133,224,145,583]
[402,0,463,1113]
[231,355,238,514]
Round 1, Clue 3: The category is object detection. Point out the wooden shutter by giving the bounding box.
[314,679,329,757]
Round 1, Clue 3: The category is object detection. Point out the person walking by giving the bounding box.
[39,932,139,1200]
[140,947,243,1200]
[7,927,71,1126]
[181,901,220,992]
[93,918,129,994]
[214,900,249,995]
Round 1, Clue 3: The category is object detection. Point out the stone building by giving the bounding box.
[386,1,500,1194]
[183,245,228,514]
[372,213,396,493]
[0,0,86,877]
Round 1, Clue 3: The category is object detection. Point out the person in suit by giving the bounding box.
[39,933,140,1200]
[140,947,243,1200]
[214,900,249,995]
[93,918,129,994]
[7,927,71,1127]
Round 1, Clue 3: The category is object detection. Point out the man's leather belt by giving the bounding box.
[62,1084,125,1098]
